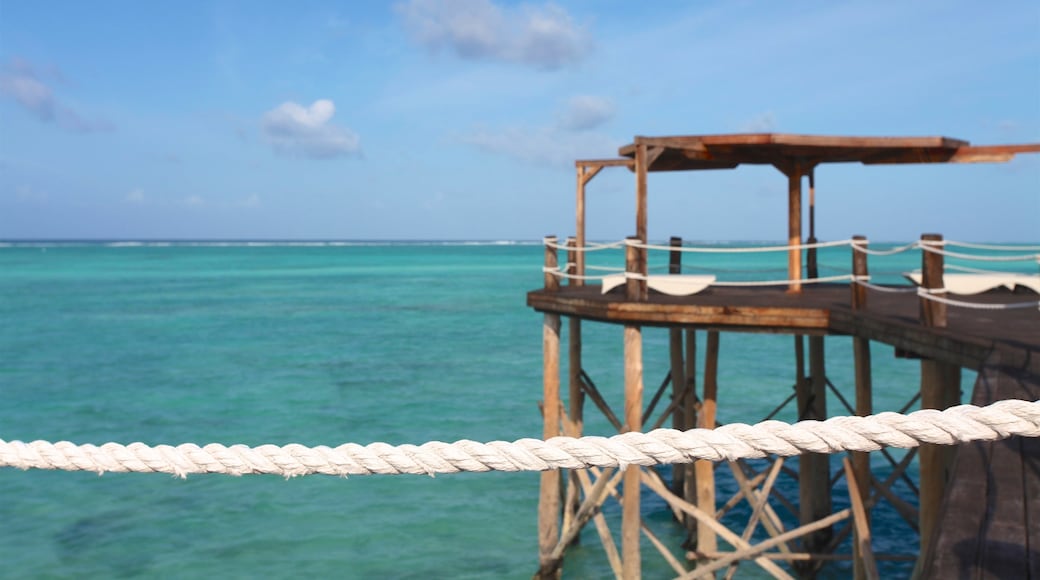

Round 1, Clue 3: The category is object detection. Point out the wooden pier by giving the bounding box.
[527,134,1040,578]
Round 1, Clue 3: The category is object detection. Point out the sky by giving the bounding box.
[1,0,1038,242]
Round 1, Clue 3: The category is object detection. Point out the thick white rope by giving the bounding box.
[852,242,919,256]
[916,288,1040,311]
[2,400,1037,478]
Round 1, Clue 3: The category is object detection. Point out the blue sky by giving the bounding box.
[1,1,1037,241]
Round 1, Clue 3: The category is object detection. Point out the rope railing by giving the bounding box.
[628,238,854,254]
[918,243,1040,263]
[946,240,1040,252]
[2,399,1037,478]
[916,288,1040,311]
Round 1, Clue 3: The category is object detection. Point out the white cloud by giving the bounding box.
[557,95,615,131]
[261,99,361,159]
[184,195,205,207]
[125,188,145,203]
[737,111,777,133]
[396,0,589,69]
[462,125,619,168]
[0,58,114,134]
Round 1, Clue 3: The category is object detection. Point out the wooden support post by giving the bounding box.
[544,236,559,292]
[623,324,644,579]
[852,334,873,580]
[917,232,960,572]
[538,310,562,578]
[798,335,832,557]
[694,331,720,560]
[625,237,647,302]
[563,238,583,546]
[843,458,880,580]
[851,236,868,310]
[919,233,946,328]
[668,236,686,493]
[786,167,802,293]
[576,167,586,282]
[806,169,818,280]
[683,329,698,532]
[635,139,648,244]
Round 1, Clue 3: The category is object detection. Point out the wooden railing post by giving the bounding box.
[851,236,869,310]
[625,237,646,302]
[669,236,682,275]
[919,233,946,327]
[544,236,559,292]
[917,233,960,574]
[566,237,580,288]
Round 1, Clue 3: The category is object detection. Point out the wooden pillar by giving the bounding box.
[850,235,873,579]
[683,329,698,532]
[622,229,646,579]
[917,233,960,567]
[851,235,869,310]
[576,166,587,281]
[806,169,818,280]
[625,237,647,302]
[668,237,686,497]
[623,323,644,579]
[635,139,648,244]
[563,238,584,545]
[694,331,720,559]
[787,167,803,293]
[537,237,562,578]
[798,335,832,557]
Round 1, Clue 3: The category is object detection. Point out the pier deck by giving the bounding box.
[527,283,1040,368]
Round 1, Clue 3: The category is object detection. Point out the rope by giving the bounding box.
[543,239,625,252]
[853,242,919,256]
[4,400,1035,478]
[709,274,855,287]
[853,279,918,294]
[946,241,1040,252]
[916,288,1040,311]
[944,263,1036,275]
[919,244,1039,263]
[629,239,853,254]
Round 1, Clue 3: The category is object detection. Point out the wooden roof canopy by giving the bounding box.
[612,133,1040,173]
[572,133,1040,292]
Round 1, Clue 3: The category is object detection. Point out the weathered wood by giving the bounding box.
[919,233,946,327]
[635,140,648,244]
[851,236,868,310]
[683,329,698,532]
[727,459,791,554]
[798,336,832,558]
[695,331,719,559]
[544,236,559,292]
[669,328,685,497]
[787,168,802,292]
[537,312,562,578]
[563,242,584,547]
[806,169,818,280]
[917,232,960,571]
[852,335,873,580]
[843,457,879,580]
[640,472,795,579]
[625,237,647,302]
[622,324,643,579]
[579,371,624,432]
[571,468,624,578]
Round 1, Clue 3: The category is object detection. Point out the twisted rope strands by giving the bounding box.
[2,399,1037,478]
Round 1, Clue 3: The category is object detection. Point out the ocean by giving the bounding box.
[0,241,1000,578]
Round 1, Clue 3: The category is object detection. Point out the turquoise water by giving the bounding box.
[0,241,1011,578]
